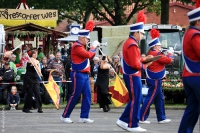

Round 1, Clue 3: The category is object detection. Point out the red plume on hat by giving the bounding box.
[150,28,160,39]
[85,20,94,32]
[195,0,200,8]
[136,10,147,24]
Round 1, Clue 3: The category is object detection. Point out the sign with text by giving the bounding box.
[0,9,58,20]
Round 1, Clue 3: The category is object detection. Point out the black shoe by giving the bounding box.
[106,105,110,112]
[22,109,32,113]
[38,108,43,113]
[103,107,108,112]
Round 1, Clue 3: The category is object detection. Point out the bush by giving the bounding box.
[163,87,185,104]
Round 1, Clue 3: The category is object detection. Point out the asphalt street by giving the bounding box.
[0,108,199,133]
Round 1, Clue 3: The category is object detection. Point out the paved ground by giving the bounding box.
[0,107,199,133]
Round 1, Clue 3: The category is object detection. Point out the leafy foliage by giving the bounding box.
[0,0,155,26]
[0,0,194,26]
[10,30,47,39]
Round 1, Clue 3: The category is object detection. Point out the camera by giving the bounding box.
[102,56,106,60]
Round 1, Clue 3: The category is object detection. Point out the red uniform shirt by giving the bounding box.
[71,41,95,73]
[147,50,172,72]
[182,27,200,77]
[122,36,147,77]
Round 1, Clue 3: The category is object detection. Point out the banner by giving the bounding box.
[109,74,129,107]
[44,71,60,109]
[0,9,58,20]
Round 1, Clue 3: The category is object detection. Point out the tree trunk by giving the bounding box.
[114,0,123,25]
[161,0,169,24]
[83,9,92,28]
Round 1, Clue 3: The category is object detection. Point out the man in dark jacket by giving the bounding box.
[0,61,15,103]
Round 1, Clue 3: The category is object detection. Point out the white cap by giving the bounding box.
[130,22,145,33]
[78,30,90,39]
[187,7,200,22]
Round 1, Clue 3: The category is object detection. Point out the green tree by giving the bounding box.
[0,0,156,26]
[60,0,156,26]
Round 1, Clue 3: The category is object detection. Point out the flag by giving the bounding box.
[44,71,60,109]
[109,74,129,107]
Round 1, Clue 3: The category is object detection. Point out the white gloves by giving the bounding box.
[91,40,100,48]
[167,47,174,54]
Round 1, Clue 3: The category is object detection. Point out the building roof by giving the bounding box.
[5,23,68,37]
[170,2,193,10]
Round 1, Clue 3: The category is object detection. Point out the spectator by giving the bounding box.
[0,62,14,103]
[109,68,116,79]
[61,44,68,60]
[13,48,21,65]
[4,44,13,61]
[20,52,29,68]
[95,55,112,112]
[93,57,99,75]
[9,54,17,74]
[67,42,73,56]
[109,68,116,89]
[47,52,65,103]
[112,55,121,75]
[47,54,55,64]
[40,56,49,81]
[37,47,45,61]
[90,56,99,104]
[0,60,5,68]
[7,86,20,110]
[63,55,72,102]
[22,49,43,113]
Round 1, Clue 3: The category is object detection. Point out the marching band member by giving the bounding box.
[61,29,98,124]
[178,1,200,132]
[116,11,152,132]
[140,29,173,124]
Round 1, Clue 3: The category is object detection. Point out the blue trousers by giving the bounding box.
[140,78,166,122]
[119,75,142,128]
[178,76,200,133]
[62,71,91,118]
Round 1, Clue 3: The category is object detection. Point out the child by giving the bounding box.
[7,86,20,110]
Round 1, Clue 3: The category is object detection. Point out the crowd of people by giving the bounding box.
[0,45,73,111]
[0,42,123,111]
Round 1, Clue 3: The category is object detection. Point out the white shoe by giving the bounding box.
[139,120,150,124]
[126,127,147,132]
[10,107,16,110]
[158,119,171,124]
[79,118,94,123]
[116,119,128,130]
[60,116,73,123]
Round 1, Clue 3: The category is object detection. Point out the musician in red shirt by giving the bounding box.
[61,30,98,124]
[140,30,173,124]
[116,19,152,132]
[178,4,200,133]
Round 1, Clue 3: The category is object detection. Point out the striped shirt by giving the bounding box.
[47,59,65,78]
